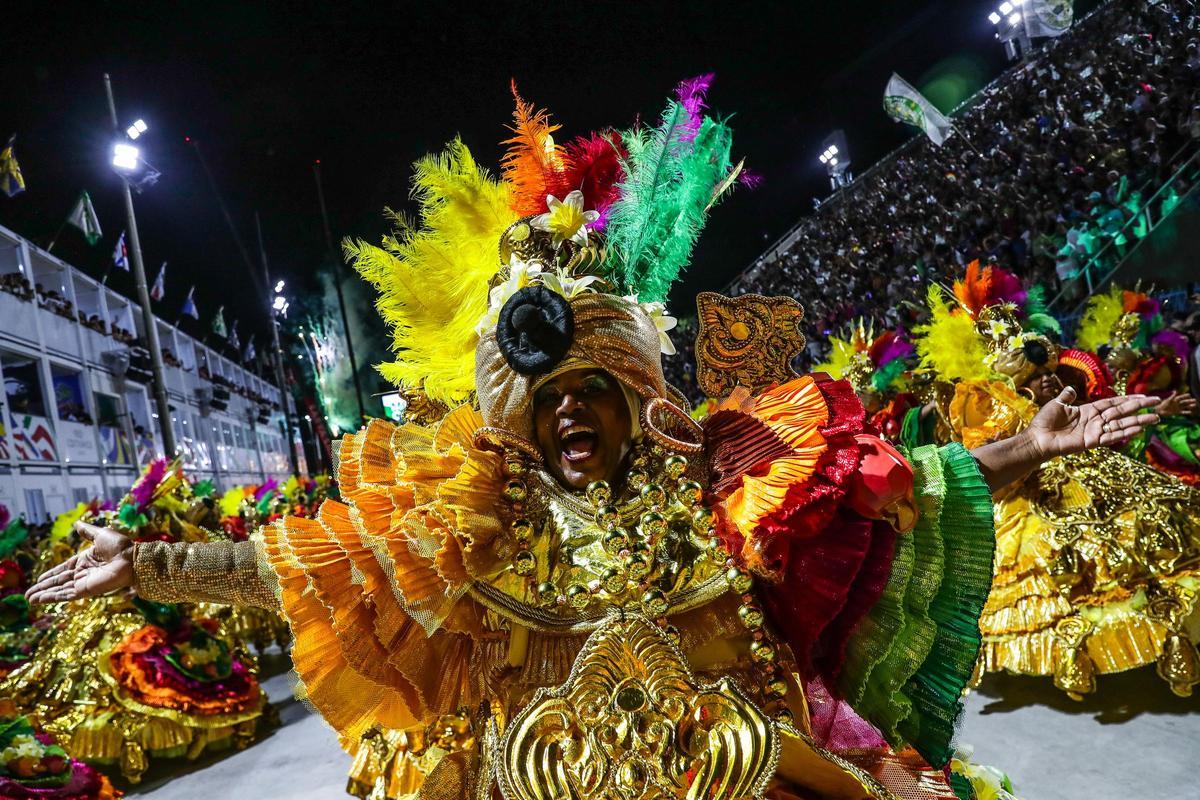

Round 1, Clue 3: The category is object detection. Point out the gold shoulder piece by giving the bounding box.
[694,292,806,398]
[497,613,778,800]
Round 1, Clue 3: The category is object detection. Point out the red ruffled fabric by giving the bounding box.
[705,376,914,681]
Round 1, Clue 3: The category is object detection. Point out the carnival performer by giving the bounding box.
[815,321,918,442]
[26,81,1161,800]
[912,263,1200,700]
[1073,285,1200,484]
[3,462,268,783]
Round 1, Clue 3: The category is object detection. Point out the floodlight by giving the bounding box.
[112,143,140,171]
[829,157,838,166]
[819,154,829,164]
[133,119,148,133]
[274,279,285,293]
[988,11,1002,24]
[273,296,287,311]
[1008,11,1022,24]
[828,145,838,156]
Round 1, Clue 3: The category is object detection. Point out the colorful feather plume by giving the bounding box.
[607,75,733,301]
[1022,284,1061,336]
[501,82,570,217]
[345,139,517,402]
[914,285,993,384]
[952,261,1027,318]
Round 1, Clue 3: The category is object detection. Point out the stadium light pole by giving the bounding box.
[104,74,176,457]
[256,214,300,477]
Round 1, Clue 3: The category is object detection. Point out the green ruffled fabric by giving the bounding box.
[900,405,938,451]
[834,443,996,769]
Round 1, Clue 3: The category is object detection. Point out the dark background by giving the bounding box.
[0,0,1095,367]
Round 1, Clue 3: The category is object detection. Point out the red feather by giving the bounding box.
[560,131,627,227]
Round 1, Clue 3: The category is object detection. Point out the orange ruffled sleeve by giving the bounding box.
[260,407,502,743]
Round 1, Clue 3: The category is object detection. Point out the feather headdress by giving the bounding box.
[349,78,748,402]
[1075,284,1163,353]
[817,321,914,395]
[914,284,994,384]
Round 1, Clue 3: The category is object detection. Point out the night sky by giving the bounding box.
[2,1,1064,366]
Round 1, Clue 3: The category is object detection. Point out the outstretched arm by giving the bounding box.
[27,521,280,610]
[969,386,1160,493]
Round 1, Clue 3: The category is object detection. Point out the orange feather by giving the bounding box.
[952,260,993,317]
[500,81,572,216]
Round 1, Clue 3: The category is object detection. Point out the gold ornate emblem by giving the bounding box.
[694,292,805,398]
[496,613,778,800]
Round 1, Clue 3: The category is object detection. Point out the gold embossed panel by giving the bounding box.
[694,292,806,398]
[497,613,778,800]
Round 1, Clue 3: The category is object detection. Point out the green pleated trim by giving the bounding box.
[846,445,946,743]
[897,443,995,768]
[949,772,977,800]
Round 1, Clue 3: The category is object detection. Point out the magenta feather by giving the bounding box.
[675,73,714,142]
[738,168,764,189]
[1151,329,1189,362]
[872,333,915,368]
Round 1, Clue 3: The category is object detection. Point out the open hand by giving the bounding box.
[1156,391,1198,418]
[26,521,134,604]
[1027,386,1160,459]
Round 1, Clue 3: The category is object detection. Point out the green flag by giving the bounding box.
[212,305,227,338]
[66,191,103,245]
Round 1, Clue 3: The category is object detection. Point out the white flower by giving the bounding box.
[530,190,599,247]
[639,300,678,356]
[542,268,600,299]
[475,256,544,336]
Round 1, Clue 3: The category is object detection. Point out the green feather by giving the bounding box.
[872,358,908,393]
[607,106,733,302]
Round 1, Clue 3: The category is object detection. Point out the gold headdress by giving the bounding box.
[345,78,747,443]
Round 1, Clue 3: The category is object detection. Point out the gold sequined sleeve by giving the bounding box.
[132,538,281,609]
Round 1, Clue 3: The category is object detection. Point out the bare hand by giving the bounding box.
[26,521,134,604]
[1155,391,1198,418]
[1027,386,1160,459]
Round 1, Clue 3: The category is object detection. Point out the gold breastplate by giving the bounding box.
[471,454,728,634]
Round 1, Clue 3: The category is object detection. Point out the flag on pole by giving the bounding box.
[1024,0,1073,38]
[66,191,104,245]
[112,231,130,270]
[883,74,954,147]
[180,286,199,320]
[0,135,25,197]
[229,319,240,350]
[150,262,166,301]
[243,336,256,364]
[212,306,227,338]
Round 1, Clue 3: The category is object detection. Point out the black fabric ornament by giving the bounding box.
[496,286,574,375]
[1023,340,1050,367]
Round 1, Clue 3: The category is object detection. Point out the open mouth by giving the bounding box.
[559,424,599,463]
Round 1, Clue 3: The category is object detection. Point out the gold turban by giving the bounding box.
[475,293,668,442]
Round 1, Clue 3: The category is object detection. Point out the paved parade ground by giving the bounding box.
[121,650,1200,800]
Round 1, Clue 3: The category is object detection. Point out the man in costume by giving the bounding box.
[911,264,1200,700]
[25,81,1161,800]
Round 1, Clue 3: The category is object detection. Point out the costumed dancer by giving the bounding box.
[1072,285,1199,484]
[26,81,1161,800]
[912,263,1200,699]
[0,707,122,800]
[0,509,49,681]
[815,321,918,442]
[2,462,268,783]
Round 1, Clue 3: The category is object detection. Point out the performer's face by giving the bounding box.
[533,369,633,490]
[1024,368,1063,406]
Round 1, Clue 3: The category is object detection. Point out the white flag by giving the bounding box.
[150,262,166,301]
[1024,0,1073,38]
[66,191,103,245]
[884,74,954,147]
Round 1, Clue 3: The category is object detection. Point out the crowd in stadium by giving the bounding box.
[660,0,1200,403]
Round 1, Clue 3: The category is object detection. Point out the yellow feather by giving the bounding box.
[815,333,859,378]
[1075,285,1124,352]
[344,139,517,404]
[913,284,993,384]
